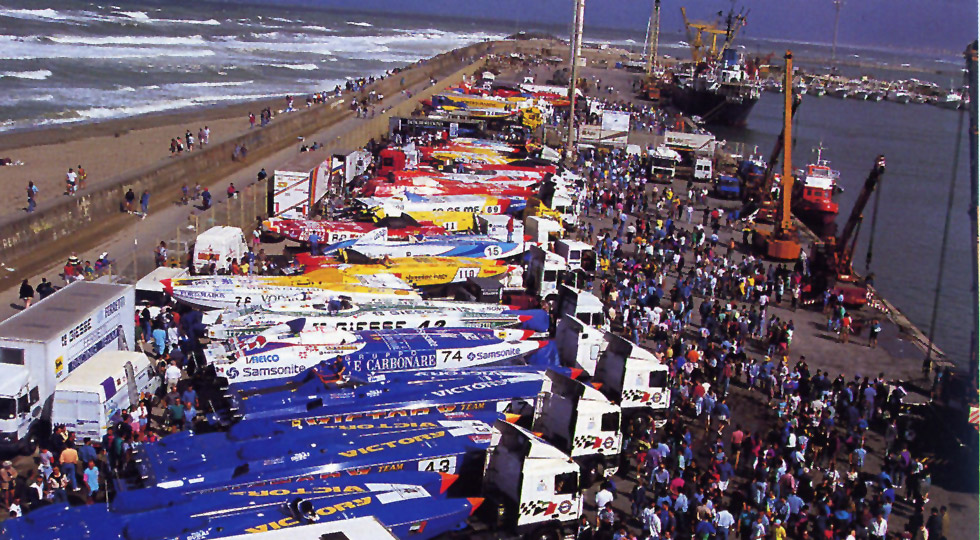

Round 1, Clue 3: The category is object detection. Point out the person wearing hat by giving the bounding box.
[0,461,15,507]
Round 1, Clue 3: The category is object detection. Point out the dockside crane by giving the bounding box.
[752,51,801,261]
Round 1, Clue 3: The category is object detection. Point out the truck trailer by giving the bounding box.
[0,281,135,453]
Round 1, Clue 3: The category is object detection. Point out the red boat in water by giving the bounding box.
[793,147,840,238]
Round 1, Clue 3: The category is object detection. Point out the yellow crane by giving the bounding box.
[680,6,748,63]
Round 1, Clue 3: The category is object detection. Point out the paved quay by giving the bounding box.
[553,58,977,540]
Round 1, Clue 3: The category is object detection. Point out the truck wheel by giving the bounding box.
[523,527,560,540]
[582,461,604,486]
[20,434,37,455]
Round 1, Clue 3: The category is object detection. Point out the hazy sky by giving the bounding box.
[256,0,976,52]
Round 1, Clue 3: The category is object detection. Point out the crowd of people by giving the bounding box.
[169,127,210,156]
[567,145,945,540]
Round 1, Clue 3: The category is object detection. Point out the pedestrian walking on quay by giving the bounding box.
[124,188,135,213]
[18,279,33,309]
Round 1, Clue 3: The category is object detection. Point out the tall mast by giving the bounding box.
[564,0,586,160]
[831,0,843,70]
[966,40,978,388]
[645,0,661,75]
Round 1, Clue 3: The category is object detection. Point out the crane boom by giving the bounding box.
[680,7,700,63]
[761,95,802,198]
[836,155,886,273]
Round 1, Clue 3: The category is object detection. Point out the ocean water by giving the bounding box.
[713,84,974,370]
[0,0,509,131]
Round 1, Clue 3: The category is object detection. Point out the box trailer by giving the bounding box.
[0,281,135,453]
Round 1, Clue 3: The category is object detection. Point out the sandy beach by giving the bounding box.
[0,96,299,215]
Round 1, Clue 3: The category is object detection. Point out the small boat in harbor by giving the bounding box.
[793,145,840,239]
[886,89,911,103]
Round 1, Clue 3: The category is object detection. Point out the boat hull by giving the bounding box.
[665,84,759,127]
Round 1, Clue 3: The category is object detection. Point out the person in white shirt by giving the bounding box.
[165,360,182,393]
[641,500,661,539]
[870,515,888,539]
[714,507,735,536]
[595,486,614,510]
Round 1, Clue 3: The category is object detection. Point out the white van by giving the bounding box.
[51,351,160,441]
[193,226,248,273]
[694,156,713,182]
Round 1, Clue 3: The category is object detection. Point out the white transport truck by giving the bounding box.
[555,314,671,421]
[533,370,621,486]
[192,226,248,274]
[465,420,583,540]
[556,285,606,331]
[526,242,596,304]
[50,350,160,441]
[0,282,135,453]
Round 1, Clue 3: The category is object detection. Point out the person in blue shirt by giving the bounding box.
[786,492,805,516]
[181,386,198,409]
[151,325,167,357]
[694,518,716,539]
[78,438,97,465]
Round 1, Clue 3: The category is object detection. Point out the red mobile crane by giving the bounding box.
[812,155,886,306]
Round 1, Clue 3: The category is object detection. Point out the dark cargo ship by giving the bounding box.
[665,49,761,126]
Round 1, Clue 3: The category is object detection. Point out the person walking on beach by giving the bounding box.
[170,138,178,156]
[203,125,210,145]
[140,190,150,217]
[77,165,86,190]
[869,318,881,348]
[65,168,77,195]
[201,187,212,210]
[26,181,37,213]
[249,112,256,128]
[18,279,33,309]
[186,130,194,151]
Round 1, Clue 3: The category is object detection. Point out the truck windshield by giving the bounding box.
[0,398,14,420]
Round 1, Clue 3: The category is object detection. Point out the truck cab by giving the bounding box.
[193,226,248,274]
[524,216,562,246]
[555,285,606,331]
[714,174,741,200]
[554,315,670,422]
[649,145,681,182]
[526,245,595,304]
[533,371,621,485]
[478,421,582,539]
[539,182,579,227]
[552,239,596,273]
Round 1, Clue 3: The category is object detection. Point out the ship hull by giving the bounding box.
[666,84,759,127]
[794,206,838,239]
